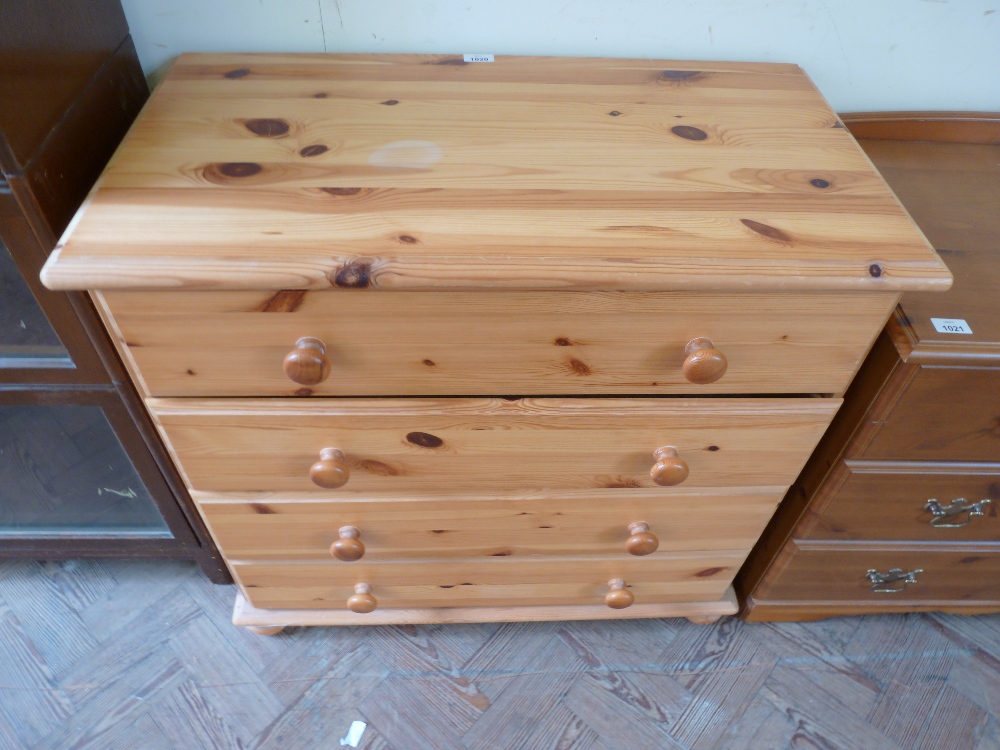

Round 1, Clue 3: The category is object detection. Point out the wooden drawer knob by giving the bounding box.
[347,582,377,613]
[331,526,365,561]
[605,578,634,609]
[310,447,350,489]
[283,336,331,386]
[682,337,727,385]
[625,521,659,556]
[650,446,689,486]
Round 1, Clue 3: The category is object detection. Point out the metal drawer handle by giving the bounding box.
[866,567,922,594]
[925,498,991,528]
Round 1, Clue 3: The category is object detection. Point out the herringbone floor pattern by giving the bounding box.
[1,559,998,749]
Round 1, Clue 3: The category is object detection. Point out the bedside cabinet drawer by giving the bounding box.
[196,487,784,560]
[756,545,1000,605]
[152,397,839,493]
[99,290,896,397]
[232,553,745,610]
[800,462,999,543]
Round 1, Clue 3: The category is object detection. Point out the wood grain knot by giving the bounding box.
[741,219,791,243]
[313,92,328,98]
[566,358,592,376]
[244,118,289,137]
[491,551,512,557]
[186,369,195,375]
[868,263,883,278]
[224,68,251,79]
[294,387,313,396]
[554,337,572,346]
[604,478,643,488]
[258,290,306,312]
[661,69,704,80]
[396,234,419,244]
[332,261,372,288]
[810,178,831,188]
[209,162,263,179]
[423,359,436,366]
[671,125,708,141]
[299,144,329,157]
[608,110,622,116]
[431,57,468,65]
[695,567,725,578]
[322,187,363,196]
[381,99,400,105]
[832,121,846,128]
[251,503,276,515]
[358,459,399,476]
[406,431,444,448]
[707,445,720,451]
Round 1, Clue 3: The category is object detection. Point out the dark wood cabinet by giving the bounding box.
[737,112,1000,620]
[0,0,228,581]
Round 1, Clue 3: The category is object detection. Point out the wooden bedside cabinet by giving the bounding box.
[40,55,950,634]
[738,113,1000,620]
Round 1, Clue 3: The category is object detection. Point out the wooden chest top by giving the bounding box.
[42,54,950,292]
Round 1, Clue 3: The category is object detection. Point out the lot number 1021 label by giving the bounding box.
[930,318,973,334]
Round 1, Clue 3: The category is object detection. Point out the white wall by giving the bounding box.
[122,0,999,112]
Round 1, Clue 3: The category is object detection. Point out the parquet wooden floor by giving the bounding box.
[1,559,998,749]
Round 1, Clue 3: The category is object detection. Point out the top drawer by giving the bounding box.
[851,365,1000,462]
[99,290,896,397]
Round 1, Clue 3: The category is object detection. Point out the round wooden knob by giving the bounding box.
[625,521,659,556]
[651,446,689,486]
[331,526,365,561]
[310,448,350,489]
[283,337,331,386]
[682,337,727,385]
[605,578,634,609]
[347,582,377,613]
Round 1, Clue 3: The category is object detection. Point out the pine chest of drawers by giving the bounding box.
[41,54,950,633]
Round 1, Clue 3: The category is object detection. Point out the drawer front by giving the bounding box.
[756,545,1000,604]
[853,365,1000,462]
[801,463,1000,543]
[233,553,744,610]
[101,290,896,397]
[152,397,839,493]
[197,487,783,560]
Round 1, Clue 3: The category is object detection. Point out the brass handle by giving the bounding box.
[682,337,727,385]
[650,446,689,486]
[605,578,634,609]
[925,498,991,528]
[625,521,659,556]
[347,583,377,613]
[866,567,922,594]
[283,336,331,386]
[310,448,350,489]
[331,526,365,561]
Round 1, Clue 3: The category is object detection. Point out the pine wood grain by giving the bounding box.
[98,289,897,397]
[231,553,744,610]
[41,54,950,292]
[231,587,740,626]
[149,397,839,493]
[194,486,785,561]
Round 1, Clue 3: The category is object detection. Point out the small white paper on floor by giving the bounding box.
[340,720,367,747]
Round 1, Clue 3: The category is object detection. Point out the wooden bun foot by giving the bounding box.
[246,624,285,636]
[685,615,721,625]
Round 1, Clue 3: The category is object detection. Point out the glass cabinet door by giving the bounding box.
[0,237,74,369]
[0,404,172,536]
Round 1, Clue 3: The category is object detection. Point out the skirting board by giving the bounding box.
[232,586,738,627]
